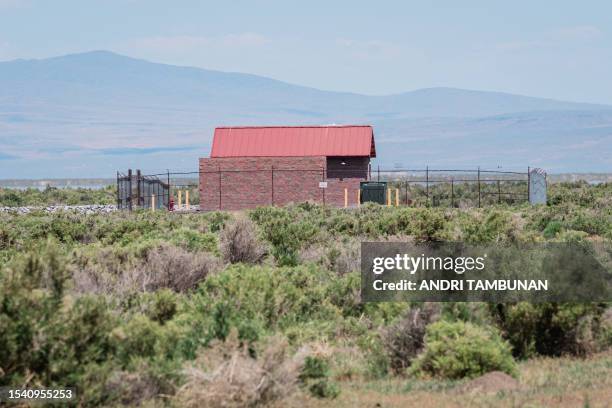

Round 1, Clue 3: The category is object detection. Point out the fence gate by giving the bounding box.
[117,169,170,210]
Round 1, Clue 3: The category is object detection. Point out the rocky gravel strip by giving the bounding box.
[0,204,117,215]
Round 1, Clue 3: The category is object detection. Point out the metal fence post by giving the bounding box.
[136,169,142,208]
[167,170,171,210]
[377,165,380,182]
[527,166,530,204]
[425,166,429,206]
[497,179,501,204]
[116,171,120,209]
[451,177,454,208]
[218,166,221,210]
[127,169,132,211]
[477,166,481,208]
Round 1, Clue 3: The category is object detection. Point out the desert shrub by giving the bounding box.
[0,188,24,206]
[220,216,267,264]
[462,210,513,243]
[558,229,589,242]
[192,264,345,334]
[543,220,563,238]
[566,208,610,236]
[74,243,221,295]
[601,308,612,348]
[112,314,185,366]
[410,320,517,379]
[357,332,390,379]
[101,358,180,406]
[0,243,122,404]
[0,185,116,207]
[382,304,440,375]
[0,213,93,249]
[439,302,496,328]
[49,296,118,383]
[363,207,449,240]
[299,356,340,399]
[136,244,221,292]
[48,213,90,243]
[169,228,217,253]
[491,302,610,358]
[300,355,330,380]
[203,211,231,233]
[548,181,611,208]
[408,208,449,242]
[176,330,302,408]
[250,206,318,266]
[307,378,340,399]
[527,204,610,239]
[141,289,178,324]
[300,237,360,275]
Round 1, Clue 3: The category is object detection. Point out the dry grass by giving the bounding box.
[220,216,267,264]
[175,330,307,408]
[74,243,221,295]
[288,349,612,408]
[299,237,361,275]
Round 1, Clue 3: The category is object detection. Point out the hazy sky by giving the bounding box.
[1,0,612,104]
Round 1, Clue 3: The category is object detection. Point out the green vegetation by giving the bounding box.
[0,185,116,206]
[409,320,517,379]
[0,182,610,406]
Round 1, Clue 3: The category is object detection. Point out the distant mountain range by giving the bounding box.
[1,50,611,177]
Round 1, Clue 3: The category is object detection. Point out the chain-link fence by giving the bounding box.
[118,166,544,211]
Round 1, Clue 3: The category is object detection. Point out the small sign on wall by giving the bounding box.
[319,181,328,188]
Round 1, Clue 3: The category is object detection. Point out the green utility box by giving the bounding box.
[360,181,387,205]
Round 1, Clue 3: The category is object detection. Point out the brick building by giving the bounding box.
[199,125,376,210]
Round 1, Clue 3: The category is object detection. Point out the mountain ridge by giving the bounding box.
[0,50,610,177]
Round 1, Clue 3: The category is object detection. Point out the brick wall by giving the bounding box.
[199,156,368,210]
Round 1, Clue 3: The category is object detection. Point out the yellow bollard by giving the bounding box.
[186,190,190,210]
[395,188,400,206]
[387,188,391,206]
[344,188,348,208]
[151,194,155,211]
[357,189,361,207]
[178,190,182,208]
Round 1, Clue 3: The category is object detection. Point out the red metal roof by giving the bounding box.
[210,125,376,158]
